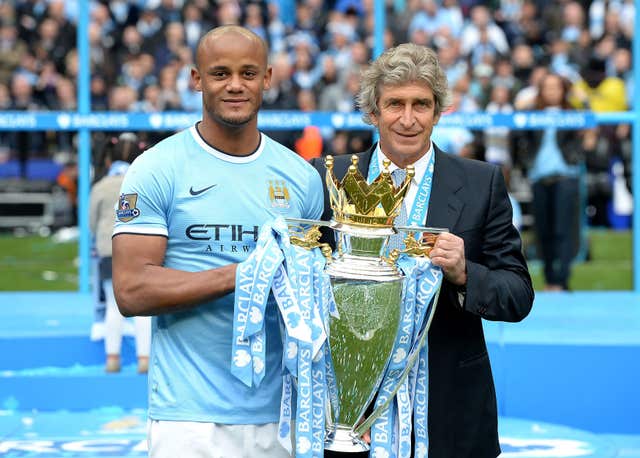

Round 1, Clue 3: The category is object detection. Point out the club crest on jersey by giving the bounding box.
[269,180,290,209]
[116,193,141,222]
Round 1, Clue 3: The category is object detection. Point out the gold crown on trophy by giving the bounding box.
[326,154,414,227]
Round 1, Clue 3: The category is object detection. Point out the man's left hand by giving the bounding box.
[427,232,467,286]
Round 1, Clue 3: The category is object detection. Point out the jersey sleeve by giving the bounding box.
[303,165,324,221]
[113,151,172,237]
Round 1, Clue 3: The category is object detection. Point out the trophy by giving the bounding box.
[288,155,444,453]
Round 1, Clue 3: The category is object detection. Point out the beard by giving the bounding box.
[206,101,258,128]
[216,111,255,126]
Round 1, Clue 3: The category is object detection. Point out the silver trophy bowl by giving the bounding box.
[323,222,403,452]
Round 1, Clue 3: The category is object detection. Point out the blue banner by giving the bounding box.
[0,110,605,131]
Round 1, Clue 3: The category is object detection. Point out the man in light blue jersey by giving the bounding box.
[112,25,323,457]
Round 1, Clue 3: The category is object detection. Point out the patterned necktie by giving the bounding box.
[388,168,409,252]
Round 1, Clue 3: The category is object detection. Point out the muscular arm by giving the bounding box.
[112,233,236,317]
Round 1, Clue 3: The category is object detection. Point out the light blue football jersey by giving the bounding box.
[113,126,323,423]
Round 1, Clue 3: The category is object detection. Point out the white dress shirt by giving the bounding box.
[374,143,434,217]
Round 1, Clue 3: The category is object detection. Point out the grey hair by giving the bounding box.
[357,43,451,124]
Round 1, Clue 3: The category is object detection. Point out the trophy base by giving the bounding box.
[324,426,370,453]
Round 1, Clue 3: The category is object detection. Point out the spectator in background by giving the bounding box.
[45,0,75,45]
[134,83,163,112]
[32,17,69,74]
[108,85,138,111]
[136,8,163,41]
[514,73,585,291]
[90,75,109,111]
[155,0,183,25]
[116,25,145,71]
[118,54,157,95]
[318,68,360,113]
[261,51,300,150]
[0,83,10,160]
[9,73,45,178]
[295,125,323,160]
[243,2,268,42]
[182,2,212,52]
[262,52,299,110]
[460,5,509,58]
[34,60,60,109]
[492,57,518,94]
[484,84,514,168]
[56,157,78,226]
[323,21,356,77]
[291,40,322,90]
[63,49,79,81]
[570,55,627,113]
[156,65,182,110]
[511,43,536,92]
[88,21,113,83]
[51,77,77,154]
[548,36,580,82]
[216,0,243,26]
[151,21,185,74]
[266,1,288,53]
[569,55,628,227]
[560,1,586,43]
[408,0,458,48]
[0,21,28,86]
[107,0,139,32]
[514,64,548,110]
[611,47,632,108]
[436,38,468,88]
[349,39,370,68]
[468,63,493,108]
[484,82,521,232]
[90,133,150,374]
[326,130,350,156]
[314,54,339,98]
[13,52,39,86]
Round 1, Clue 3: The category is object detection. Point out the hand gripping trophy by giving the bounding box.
[232,155,445,457]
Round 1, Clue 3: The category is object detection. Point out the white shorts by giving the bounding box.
[147,419,292,458]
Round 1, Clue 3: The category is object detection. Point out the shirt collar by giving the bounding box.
[375,142,433,185]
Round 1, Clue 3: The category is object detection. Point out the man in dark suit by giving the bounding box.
[314,43,534,458]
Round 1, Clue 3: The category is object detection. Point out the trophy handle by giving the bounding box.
[287,218,333,262]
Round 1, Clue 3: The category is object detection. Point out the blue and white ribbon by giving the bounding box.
[368,147,436,234]
[233,216,334,457]
[232,217,442,458]
[370,254,442,458]
[231,222,284,387]
[370,255,420,457]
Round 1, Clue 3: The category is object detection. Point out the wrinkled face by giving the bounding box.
[370,81,440,166]
[192,32,271,128]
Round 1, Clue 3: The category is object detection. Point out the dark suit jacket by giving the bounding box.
[312,145,534,458]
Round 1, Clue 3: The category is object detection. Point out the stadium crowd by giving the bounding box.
[0,0,634,229]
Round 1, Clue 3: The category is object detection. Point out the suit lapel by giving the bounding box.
[359,145,374,177]
[331,146,464,232]
[425,148,464,232]
[333,145,374,179]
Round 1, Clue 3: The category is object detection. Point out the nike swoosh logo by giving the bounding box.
[189,184,217,196]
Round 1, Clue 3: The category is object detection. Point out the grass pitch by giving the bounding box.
[0,230,633,292]
[0,234,78,291]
